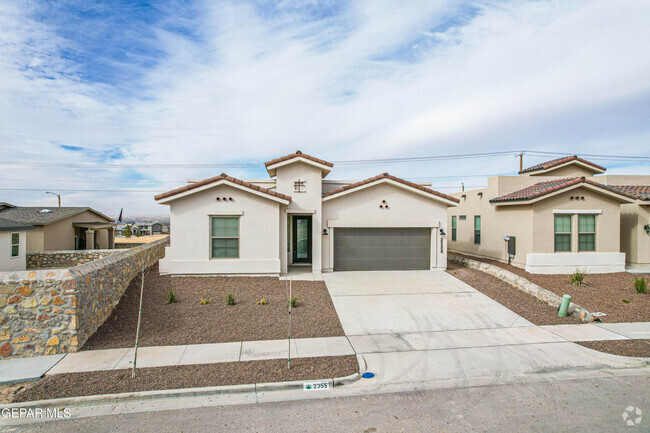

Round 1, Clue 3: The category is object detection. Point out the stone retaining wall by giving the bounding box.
[0,237,169,358]
[449,254,594,323]
[114,242,141,249]
[26,250,120,269]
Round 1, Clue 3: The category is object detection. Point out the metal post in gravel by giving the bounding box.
[288,276,292,370]
[132,265,146,379]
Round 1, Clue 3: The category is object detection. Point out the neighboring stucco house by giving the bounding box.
[155,151,459,276]
[448,156,639,274]
[0,218,33,272]
[598,178,650,267]
[0,205,116,252]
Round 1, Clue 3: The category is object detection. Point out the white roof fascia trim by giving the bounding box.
[552,210,602,214]
[492,183,634,206]
[530,160,605,175]
[156,180,290,205]
[266,158,332,175]
[322,178,458,206]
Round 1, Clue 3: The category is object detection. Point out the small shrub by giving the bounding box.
[569,269,587,287]
[256,298,267,305]
[633,276,647,294]
[200,298,210,305]
[621,298,630,304]
[227,293,236,306]
[168,289,176,304]
[289,296,297,308]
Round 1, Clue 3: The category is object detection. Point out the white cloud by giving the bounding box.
[0,0,649,215]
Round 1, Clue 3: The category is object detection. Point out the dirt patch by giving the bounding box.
[447,262,579,325]
[83,263,344,350]
[451,253,650,323]
[0,383,28,404]
[12,355,358,403]
[577,340,650,358]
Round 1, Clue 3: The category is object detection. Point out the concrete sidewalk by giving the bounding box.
[2,322,649,385]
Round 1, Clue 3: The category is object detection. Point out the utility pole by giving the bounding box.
[45,191,61,207]
[461,182,464,192]
[516,152,525,172]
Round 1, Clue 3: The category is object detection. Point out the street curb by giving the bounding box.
[449,254,595,323]
[4,371,362,410]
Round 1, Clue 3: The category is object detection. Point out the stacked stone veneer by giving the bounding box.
[449,254,594,323]
[115,242,141,249]
[26,250,120,269]
[0,237,168,358]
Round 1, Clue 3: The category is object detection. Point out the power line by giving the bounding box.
[1,150,648,171]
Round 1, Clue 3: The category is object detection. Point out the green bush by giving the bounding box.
[227,293,236,306]
[123,225,132,238]
[168,289,176,304]
[634,276,647,294]
[289,295,297,308]
[569,269,587,287]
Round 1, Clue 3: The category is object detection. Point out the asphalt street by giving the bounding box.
[6,374,649,433]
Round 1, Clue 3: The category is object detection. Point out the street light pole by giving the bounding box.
[45,191,61,207]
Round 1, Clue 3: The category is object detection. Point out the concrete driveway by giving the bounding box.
[323,270,649,392]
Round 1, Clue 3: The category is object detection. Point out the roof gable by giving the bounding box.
[322,173,459,206]
[265,151,333,178]
[519,155,606,175]
[0,207,113,226]
[490,177,636,205]
[155,174,292,204]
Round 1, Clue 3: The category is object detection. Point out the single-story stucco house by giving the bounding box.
[0,204,116,252]
[448,155,645,274]
[0,218,33,272]
[155,151,459,276]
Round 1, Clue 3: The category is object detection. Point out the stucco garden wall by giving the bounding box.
[26,250,120,269]
[0,237,168,359]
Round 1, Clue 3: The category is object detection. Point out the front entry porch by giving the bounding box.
[73,222,117,250]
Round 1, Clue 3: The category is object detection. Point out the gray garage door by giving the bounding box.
[334,228,431,271]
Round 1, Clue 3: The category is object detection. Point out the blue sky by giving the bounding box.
[0,0,649,216]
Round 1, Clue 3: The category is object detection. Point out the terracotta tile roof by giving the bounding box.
[264,151,334,168]
[519,155,606,174]
[322,172,460,203]
[154,174,292,202]
[607,185,650,201]
[490,177,637,203]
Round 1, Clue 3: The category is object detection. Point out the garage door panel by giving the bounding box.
[334,228,431,271]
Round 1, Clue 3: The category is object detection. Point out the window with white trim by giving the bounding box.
[11,232,19,258]
[211,217,239,258]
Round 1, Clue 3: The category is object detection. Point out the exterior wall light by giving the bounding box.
[439,229,446,236]
[322,229,328,235]
[645,224,650,234]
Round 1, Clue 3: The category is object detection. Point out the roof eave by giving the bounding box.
[156,179,291,205]
[265,158,333,178]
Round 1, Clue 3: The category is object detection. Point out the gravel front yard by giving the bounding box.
[451,254,650,323]
[11,355,359,403]
[577,340,650,358]
[447,262,580,325]
[83,263,345,350]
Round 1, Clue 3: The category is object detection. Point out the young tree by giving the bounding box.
[123,225,132,238]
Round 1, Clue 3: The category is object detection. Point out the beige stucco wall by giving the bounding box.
[322,182,451,271]
[0,230,28,272]
[160,184,283,275]
[275,161,324,273]
[34,210,113,252]
[26,226,45,252]
[621,203,650,265]
[530,187,621,254]
[448,186,533,268]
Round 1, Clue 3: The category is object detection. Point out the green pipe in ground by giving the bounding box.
[558,294,572,317]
